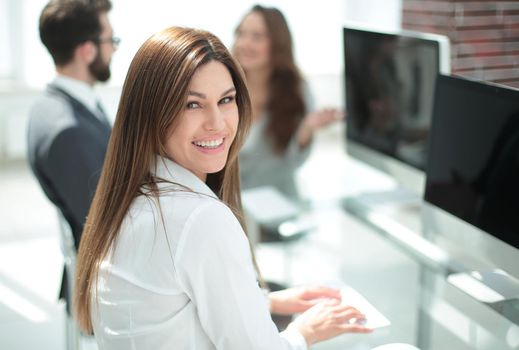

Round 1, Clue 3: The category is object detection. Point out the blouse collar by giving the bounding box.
[152,156,217,199]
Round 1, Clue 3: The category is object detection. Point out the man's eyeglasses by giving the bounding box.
[95,36,121,47]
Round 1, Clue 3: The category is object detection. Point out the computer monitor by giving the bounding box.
[343,24,450,196]
[423,74,519,301]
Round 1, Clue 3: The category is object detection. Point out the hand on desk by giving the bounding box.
[269,285,341,315]
[270,286,372,345]
[288,299,373,345]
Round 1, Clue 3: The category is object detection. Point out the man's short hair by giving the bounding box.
[39,0,112,66]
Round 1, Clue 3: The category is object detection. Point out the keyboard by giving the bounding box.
[341,286,391,329]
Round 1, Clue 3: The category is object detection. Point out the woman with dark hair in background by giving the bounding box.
[74,26,370,349]
[234,4,341,201]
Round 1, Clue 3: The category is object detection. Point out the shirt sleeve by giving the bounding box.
[174,200,307,350]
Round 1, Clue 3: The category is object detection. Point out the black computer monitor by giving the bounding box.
[343,24,450,195]
[423,75,519,295]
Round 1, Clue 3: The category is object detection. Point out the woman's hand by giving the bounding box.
[298,108,344,148]
[287,299,372,345]
[269,285,341,315]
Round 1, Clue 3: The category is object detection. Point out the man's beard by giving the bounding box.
[89,52,111,82]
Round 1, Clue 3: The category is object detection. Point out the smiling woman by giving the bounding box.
[166,61,239,181]
[73,26,370,350]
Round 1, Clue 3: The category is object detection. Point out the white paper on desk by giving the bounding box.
[341,286,391,329]
[241,186,299,224]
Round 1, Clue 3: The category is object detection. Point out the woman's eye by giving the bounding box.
[219,96,235,105]
[186,101,200,109]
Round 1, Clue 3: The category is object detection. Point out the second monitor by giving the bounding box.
[343,24,450,196]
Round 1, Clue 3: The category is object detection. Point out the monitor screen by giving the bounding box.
[425,74,519,250]
[343,26,449,176]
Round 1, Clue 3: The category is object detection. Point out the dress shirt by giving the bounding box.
[91,156,307,350]
[52,75,108,123]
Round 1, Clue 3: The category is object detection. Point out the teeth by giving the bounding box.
[193,138,224,148]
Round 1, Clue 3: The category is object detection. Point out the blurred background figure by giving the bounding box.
[232,5,344,325]
[233,4,342,202]
[27,0,117,308]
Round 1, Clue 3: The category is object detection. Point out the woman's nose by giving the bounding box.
[203,106,225,131]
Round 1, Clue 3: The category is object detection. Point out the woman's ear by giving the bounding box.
[77,40,98,65]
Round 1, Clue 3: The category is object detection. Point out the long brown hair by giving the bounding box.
[74,27,255,333]
[236,4,306,153]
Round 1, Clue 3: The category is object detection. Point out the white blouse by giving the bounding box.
[91,156,307,350]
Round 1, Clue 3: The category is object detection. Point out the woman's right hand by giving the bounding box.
[297,108,344,148]
[287,299,372,345]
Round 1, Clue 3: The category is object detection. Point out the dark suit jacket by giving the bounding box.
[27,84,111,302]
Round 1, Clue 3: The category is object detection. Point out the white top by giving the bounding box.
[91,156,307,350]
[52,75,106,122]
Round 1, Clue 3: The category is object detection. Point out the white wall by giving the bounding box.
[0,0,402,161]
[0,0,11,79]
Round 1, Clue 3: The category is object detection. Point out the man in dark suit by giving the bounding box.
[27,0,116,305]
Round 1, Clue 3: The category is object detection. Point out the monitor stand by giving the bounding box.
[447,269,519,303]
[447,269,519,325]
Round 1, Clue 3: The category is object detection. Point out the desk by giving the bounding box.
[253,144,519,349]
[255,206,518,349]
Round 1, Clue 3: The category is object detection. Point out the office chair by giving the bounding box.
[57,210,81,350]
